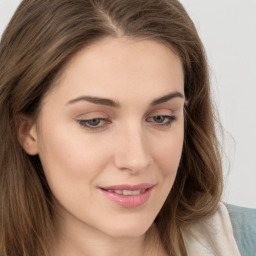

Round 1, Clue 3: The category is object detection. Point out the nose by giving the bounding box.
[113,124,152,174]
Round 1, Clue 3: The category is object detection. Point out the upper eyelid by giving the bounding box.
[81,115,176,124]
[146,114,176,121]
[77,113,175,121]
[145,109,174,118]
[77,114,176,131]
[73,105,177,119]
[75,112,108,118]
[78,117,108,123]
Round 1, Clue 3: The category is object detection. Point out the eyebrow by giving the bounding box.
[150,91,184,106]
[67,96,120,108]
[66,91,184,107]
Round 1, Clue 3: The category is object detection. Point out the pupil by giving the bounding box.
[154,116,164,123]
[89,119,101,126]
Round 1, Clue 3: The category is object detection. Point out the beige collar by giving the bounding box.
[181,202,241,256]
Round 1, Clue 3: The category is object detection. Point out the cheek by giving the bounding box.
[37,124,111,183]
[153,130,184,178]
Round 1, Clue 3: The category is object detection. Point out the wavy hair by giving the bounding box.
[0,0,223,255]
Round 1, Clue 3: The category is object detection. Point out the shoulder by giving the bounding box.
[181,202,241,256]
[226,203,256,256]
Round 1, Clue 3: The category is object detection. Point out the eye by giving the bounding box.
[77,118,110,129]
[146,115,176,127]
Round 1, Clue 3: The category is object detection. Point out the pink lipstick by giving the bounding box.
[99,183,154,208]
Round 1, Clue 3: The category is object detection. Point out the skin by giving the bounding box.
[21,37,185,256]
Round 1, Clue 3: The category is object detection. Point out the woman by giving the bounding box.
[0,0,241,255]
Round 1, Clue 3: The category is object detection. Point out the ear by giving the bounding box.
[16,115,39,155]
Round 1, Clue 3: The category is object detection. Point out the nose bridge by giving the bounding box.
[114,121,151,172]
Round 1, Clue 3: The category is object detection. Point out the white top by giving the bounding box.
[181,203,241,256]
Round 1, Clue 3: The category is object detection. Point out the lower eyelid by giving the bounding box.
[147,115,177,128]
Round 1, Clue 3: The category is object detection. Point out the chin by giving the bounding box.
[100,215,154,239]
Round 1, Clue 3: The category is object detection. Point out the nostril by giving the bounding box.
[114,155,152,173]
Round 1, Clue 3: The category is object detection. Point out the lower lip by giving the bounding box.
[100,187,154,208]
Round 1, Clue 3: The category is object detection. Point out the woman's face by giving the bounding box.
[28,38,185,238]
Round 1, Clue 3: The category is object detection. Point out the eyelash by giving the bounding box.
[77,118,109,130]
[146,115,176,127]
[77,115,176,131]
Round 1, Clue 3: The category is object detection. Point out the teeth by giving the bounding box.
[123,190,139,195]
[107,189,146,195]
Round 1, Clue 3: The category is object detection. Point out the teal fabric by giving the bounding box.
[227,204,256,256]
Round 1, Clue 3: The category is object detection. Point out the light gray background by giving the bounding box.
[1,0,255,208]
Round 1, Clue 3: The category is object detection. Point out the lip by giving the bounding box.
[101,183,154,191]
[99,183,155,208]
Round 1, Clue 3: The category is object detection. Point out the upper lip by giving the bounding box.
[100,183,155,191]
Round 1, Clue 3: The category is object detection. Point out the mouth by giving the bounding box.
[99,184,155,208]
[102,189,147,195]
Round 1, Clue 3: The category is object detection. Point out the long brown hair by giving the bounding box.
[0,0,223,255]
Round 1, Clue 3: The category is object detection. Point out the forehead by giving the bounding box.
[44,37,184,106]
